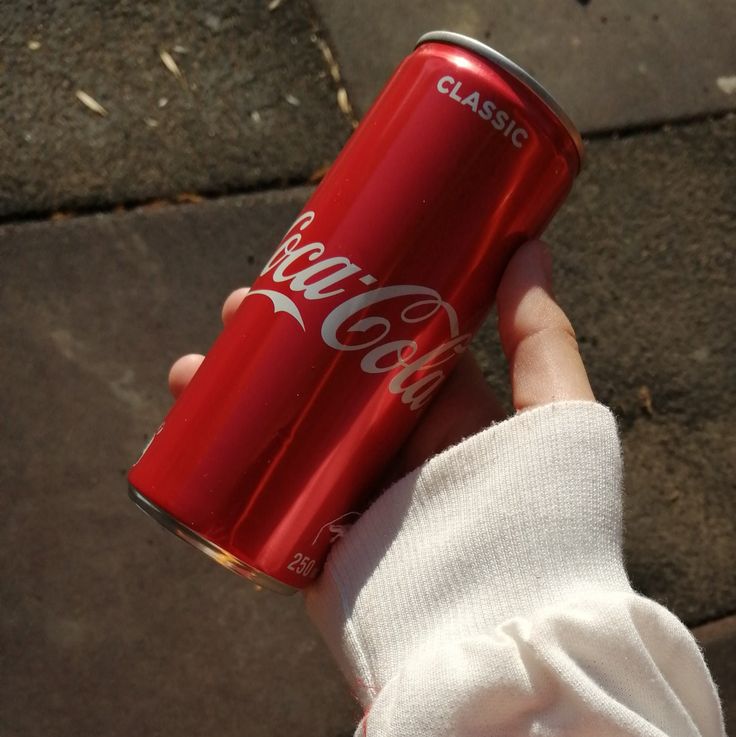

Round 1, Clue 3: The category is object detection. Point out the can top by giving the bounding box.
[416,31,584,168]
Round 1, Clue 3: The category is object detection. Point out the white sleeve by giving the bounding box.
[304,401,725,737]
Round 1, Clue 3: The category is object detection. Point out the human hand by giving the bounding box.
[168,240,594,478]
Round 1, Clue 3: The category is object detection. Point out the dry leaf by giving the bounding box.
[716,76,736,95]
[268,0,283,10]
[175,192,204,204]
[285,93,300,107]
[315,37,341,84]
[309,163,331,183]
[337,87,351,116]
[75,90,108,116]
[28,40,41,51]
[160,49,182,80]
[140,199,168,211]
[637,386,654,416]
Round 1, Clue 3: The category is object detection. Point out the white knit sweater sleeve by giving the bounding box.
[304,401,725,737]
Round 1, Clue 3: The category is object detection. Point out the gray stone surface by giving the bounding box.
[314,0,736,132]
[474,114,736,625]
[693,614,736,734]
[1,115,735,734]
[0,188,360,736]
[0,0,351,219]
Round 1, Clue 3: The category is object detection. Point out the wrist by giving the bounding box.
[305,401,630,706]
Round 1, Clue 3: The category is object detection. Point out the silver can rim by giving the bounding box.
[128,485,298,595]
[416,31,585,170]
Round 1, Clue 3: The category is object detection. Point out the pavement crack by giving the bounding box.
[0,179,317,227]
[584,109,735,143]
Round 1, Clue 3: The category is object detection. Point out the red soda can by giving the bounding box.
[128,31,583,594]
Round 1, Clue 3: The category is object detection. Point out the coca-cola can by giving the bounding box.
[128,31,583,594]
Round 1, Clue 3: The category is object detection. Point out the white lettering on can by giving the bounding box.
[435,75,529,149]
[246,211,471,411]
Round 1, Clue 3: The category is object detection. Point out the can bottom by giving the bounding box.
[128,485,298,596]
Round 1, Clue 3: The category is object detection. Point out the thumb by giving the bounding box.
[496,240,594,411]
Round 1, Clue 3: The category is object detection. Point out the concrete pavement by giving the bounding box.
[0,0,351,218]
[0,190,360,736]
[312,0,736,129]
[1,1,734,735]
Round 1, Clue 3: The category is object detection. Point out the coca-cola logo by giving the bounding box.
[246,211,471,410]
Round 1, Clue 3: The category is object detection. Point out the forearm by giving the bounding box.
[305,401,725,736]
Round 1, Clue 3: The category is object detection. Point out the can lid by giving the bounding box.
[416,31,585,169]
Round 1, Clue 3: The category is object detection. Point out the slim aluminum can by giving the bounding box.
[128,31,583,594]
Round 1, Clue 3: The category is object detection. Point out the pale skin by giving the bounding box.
[168,239,594,481]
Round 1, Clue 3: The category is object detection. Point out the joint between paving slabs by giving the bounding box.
[0,178,316,228]
[583,109,735,144]
[304,2,359,130]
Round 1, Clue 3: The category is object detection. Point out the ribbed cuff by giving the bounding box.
[304,401,632,707]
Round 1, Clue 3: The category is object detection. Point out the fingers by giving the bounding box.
[177,251,592,411]
[496,240,594,411]
[424,352,507,447]
[168,353,204,398]
[388,352,506,480]
[221,287,250,326]
[169,288,251,398]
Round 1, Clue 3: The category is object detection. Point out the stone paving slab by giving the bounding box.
[693,614,736,733]
[474,114,736,625]
[314,0,736,132]
[0,0,351,219]
[1,117,734,735]
[0,189,360,737]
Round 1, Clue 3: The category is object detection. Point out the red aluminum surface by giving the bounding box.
[128,36,581,590]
